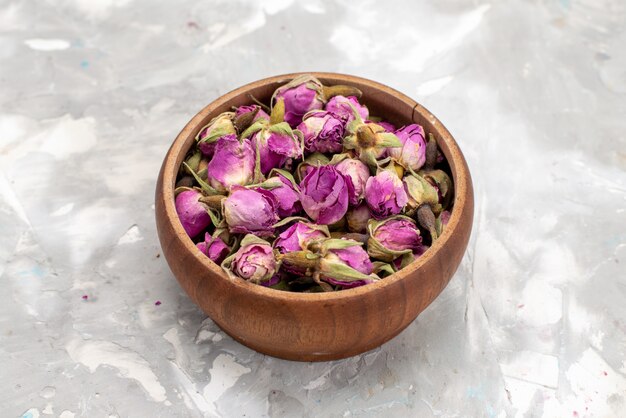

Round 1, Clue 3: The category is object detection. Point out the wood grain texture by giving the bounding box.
[155,73,474,361]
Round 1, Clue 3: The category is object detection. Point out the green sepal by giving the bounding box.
[252,138,265,184]
[319,259,375,282]
[183,151,202,175]
[328,152,352,165]
[183,162,220,196]
[268,168,300,190]
[205,207,222,227]
[240,119,268,140]
[174,186,194,197]
[366,216,417,262]
[321,238,362,252]
[378,132,402,148]
[271,216,312,229]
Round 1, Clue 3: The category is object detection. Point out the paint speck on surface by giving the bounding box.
[81,295,88,300]
[40,386,56,399]
[51,203,75,217]
[21,409,40,418]
[416,76,454,96]
[117,224,143,245]
[24,39,70,51]
[66,338,168,403]
[80,60,89,68]
[186,21,199,29]
[202,354,251,415]
[155,300,161,306]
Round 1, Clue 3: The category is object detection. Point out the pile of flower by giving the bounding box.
[175,75,453,292]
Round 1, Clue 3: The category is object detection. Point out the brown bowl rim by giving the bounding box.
[160,72,469,302]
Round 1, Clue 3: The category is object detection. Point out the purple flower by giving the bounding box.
[372,218,422,252]
[272,78,324,127]
[175,190,212,238]
[274,222,328,253]
[206,134,255,192]
[344,121,402,168]
[197,112,236,158]
[296,152,329,182]
[403,172,440,213]
[235,105,270,122]
[263,174,301,218]
[196,233,230,264]
[440,210,451,225]
[322,243,375,289]
[335,158,370,206]
[223,186,279,237]
[346,203,371,233]
[325,95,369,124]
[387,124,426,171]
[299,165,349,225]
[229,236,277,283]
[328,245,373,274]
[259,275,281,287]
[420,169,454,210]
[252,125,303,175]
[365,170,408,219]
[367,216,423,262]
[297,110,345,154]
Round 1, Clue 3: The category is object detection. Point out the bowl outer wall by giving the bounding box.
[155,72,474,361]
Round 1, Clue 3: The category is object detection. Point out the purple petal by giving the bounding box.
[175,190,212,238]
[223,186,279,237]
[206,135,255,192]
[365,171,408,219]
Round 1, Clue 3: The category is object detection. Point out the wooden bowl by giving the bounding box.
[155,72,473,361]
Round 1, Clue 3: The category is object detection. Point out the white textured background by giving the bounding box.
[1,0,625,417]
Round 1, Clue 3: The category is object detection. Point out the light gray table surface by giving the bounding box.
[1,0,625,417]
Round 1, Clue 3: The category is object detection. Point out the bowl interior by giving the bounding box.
[162,72,468,301]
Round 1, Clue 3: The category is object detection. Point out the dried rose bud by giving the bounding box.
[325,95,368,124]
[205,134,255,192]
[271,75,363,127]
[344,120,402,168]
[235,105,270,122]
[346,203,371,233]
[261,172,302,218]
[244,122,303,175]
[224,235,278,284]
[175,189,213,238]
[299,165,349,225]
[274,221,329,253]
[334,157,370,206]
[196,112,236,157]
[367,216,423,262]
[387,124,426,172]
[223,186,278,238]
[196,233,230,264]
[322,242,375,289]
[420,169,454,210]
[279,239,376,290]
[297,110,345,154]
[402,172,441,214]
[365,169,408,219]
[296,152,329,182]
